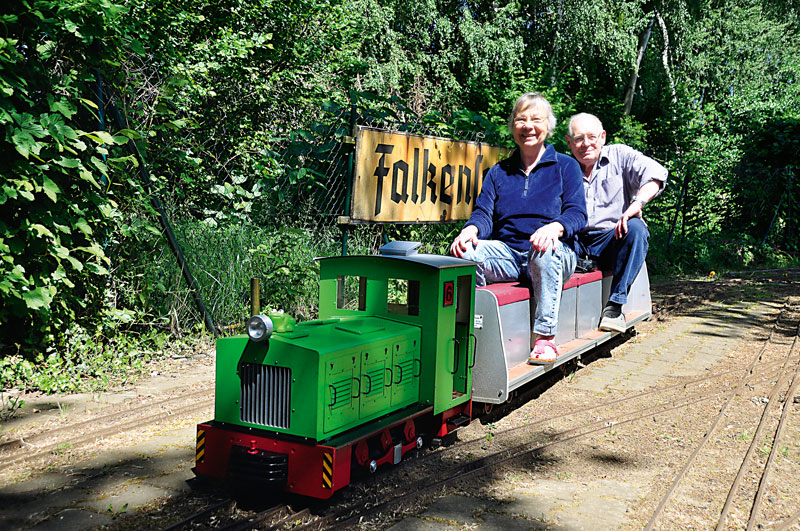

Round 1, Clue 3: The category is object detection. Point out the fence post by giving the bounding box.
[250,278,260,317]
[341,98,357,256]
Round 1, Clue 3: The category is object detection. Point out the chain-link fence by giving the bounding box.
[146,96,509,333]
[251,95,507,230]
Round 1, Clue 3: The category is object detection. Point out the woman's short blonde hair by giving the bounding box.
[508,92,556,138]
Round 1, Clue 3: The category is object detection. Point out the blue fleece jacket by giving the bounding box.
[464,144,587,253]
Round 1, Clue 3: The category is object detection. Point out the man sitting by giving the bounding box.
[566,113,668,332]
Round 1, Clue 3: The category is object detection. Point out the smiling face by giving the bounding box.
[566,114,606,170]
[512,103,550,151]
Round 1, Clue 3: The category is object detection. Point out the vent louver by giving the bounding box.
[240,363,291,429]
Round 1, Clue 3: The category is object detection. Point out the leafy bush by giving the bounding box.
[0,0,135,350]
[0,313,204,393]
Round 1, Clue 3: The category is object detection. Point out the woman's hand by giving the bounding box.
[450,225,479,258]
[530,222,564,252]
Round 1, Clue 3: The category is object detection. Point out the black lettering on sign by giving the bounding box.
[457,165,471,204]
[411,148,420,204]
[443,281,454,307]
[421,149,437,204]
[471,154,483,205]
[439,164,453,205]
[391,160,409,204]
[373,144,394,216]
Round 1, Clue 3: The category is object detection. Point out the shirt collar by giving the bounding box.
[511,143,557,171]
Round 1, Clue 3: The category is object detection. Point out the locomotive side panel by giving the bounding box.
[317,255,477,415]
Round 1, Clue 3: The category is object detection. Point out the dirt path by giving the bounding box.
[1,272,800,530]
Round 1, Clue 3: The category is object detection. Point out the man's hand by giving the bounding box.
[450,225,479,258]
[615,206,646,239]
[530,222,565,252]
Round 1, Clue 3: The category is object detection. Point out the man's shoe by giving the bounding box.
[599,305,627,333]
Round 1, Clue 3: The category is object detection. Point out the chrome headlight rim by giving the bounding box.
[246,314,274,342]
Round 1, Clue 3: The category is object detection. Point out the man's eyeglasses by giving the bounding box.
[570,134,600,146]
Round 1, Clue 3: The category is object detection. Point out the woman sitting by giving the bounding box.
[449,92,586,364]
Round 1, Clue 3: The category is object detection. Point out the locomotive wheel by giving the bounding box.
[403,420,415,443]
[379,429,392,451]
[354,440,369,467]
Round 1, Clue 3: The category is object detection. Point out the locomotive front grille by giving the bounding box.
[240,363,291,429]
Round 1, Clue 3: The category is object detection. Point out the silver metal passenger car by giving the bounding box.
[471,265,652,405]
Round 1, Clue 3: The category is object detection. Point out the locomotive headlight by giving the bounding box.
[246,315,273,342]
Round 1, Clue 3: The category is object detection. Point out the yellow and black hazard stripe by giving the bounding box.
[322,451,333,489]
[196,429,206,464]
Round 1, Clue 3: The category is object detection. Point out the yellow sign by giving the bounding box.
[351,127,509,223]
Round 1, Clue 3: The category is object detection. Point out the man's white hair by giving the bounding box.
[567,113,604,137]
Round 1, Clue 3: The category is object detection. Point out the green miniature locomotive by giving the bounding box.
[196,243,476,498]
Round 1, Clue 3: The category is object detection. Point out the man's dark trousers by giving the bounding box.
[575,218,649,306]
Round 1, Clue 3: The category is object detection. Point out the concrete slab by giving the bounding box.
[387,517,454,530]
[586,479,642,502]
[0,482,96,524]
[29,508,113,531]
[0,471,72,497]
[555,510,624,530]
[519,479,580,501]
[619,350,655,363]
[500,493,568,519]
[600,359,648,374]
[579,366,622,381]
[572,493,628,520]
[637,360,674,376]
[569,377,610,393]
[421,495,496,524]
[650,349,690,363]
[142,467,195,493]
[476,511,548,530]
[80,482,173,513]
[608,379,650,392]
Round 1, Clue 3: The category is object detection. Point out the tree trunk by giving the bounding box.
[623,16,655,116]
[656,10,677,105]
[667,170,688,248]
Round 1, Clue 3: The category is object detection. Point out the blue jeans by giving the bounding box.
[462,240,577,336]
[575,217,649,305]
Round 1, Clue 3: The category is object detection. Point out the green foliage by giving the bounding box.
[3,0,800,391]
[0,315,196,393]
[0,391,25,421]
[0,0,136,349]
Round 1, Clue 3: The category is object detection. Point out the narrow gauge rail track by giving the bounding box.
[322,358,794,529]
[166,357,797,530]
[162,501,317,531]
[0,385,214,470]
[168,299,799,531]
[278,299,795,530]
[646,299,800,531]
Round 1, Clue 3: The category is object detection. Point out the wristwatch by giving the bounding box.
[631,195,647,208]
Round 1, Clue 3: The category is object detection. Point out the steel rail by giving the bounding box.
[321,360,790,530]
[715,320,800,530]
[0,384,214,455]
[0,399,213,469]
[775,507,800,531]
[328,387,729,530]
[162,498,236,531]
[746,355,800,530]
[644,299,791,531]
[220,506,310,531]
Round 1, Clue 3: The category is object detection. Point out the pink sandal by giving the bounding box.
[529,338,558,364]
